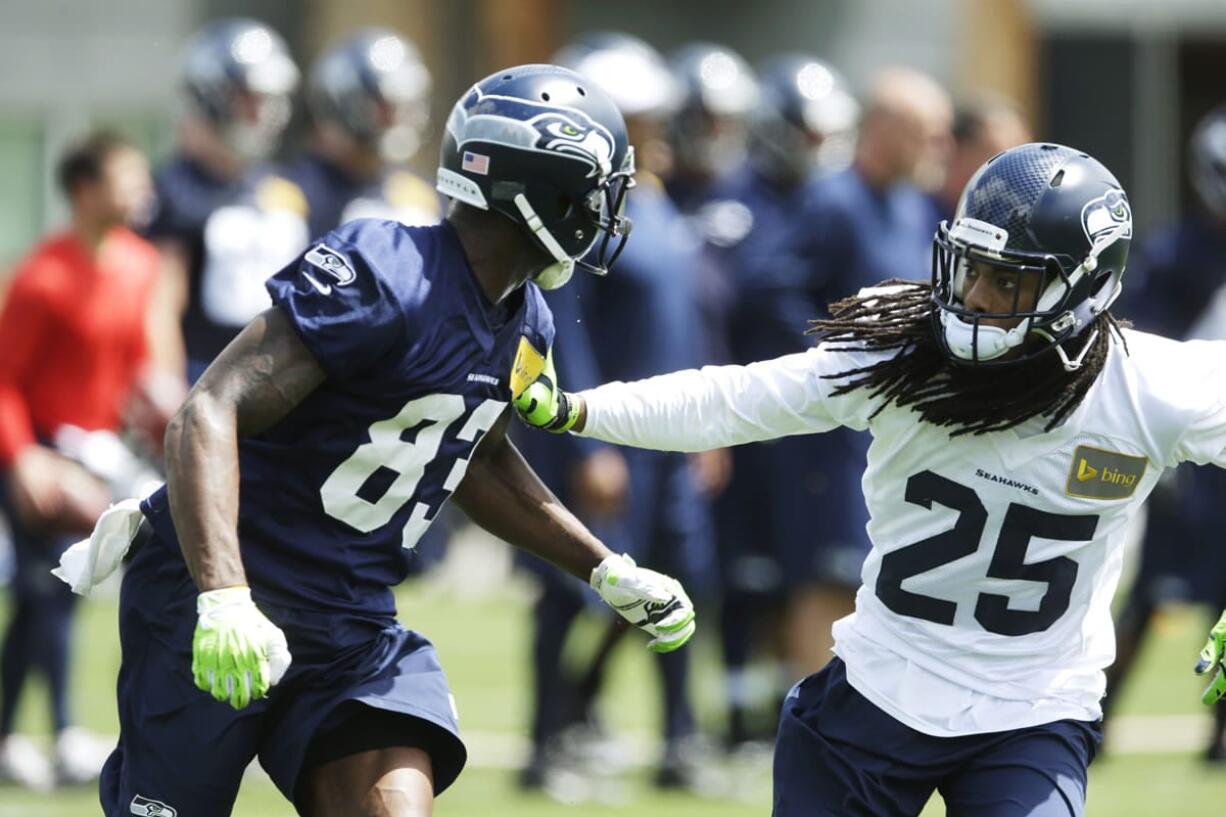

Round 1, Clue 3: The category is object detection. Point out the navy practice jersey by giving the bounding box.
[798,166,934,294]
[145,155,309,375]
[577,178,706,381]
[286,151,441,239]
[701,165,825,363]
[142,219,554,615]
[715,165,933,363]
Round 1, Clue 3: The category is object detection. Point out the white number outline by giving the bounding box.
[320,394,504,548]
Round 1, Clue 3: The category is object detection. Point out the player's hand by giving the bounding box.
[193,586,292,709]
[8,445,109,535]
[572,448,629,519]
[590,554,696,653]
[1196,609,1226,706]
[511,346,582,433]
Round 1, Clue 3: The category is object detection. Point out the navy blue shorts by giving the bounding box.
[773,658,1100,817]
[99,533,466,817]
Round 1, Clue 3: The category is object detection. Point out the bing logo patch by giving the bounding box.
[1065,445,1147,500]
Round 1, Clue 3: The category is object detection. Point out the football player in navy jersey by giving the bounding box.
[146,18,310,383]
[98,65,695,817]
[693,55,866,739]
[287,27,447,579]
[665,43,758,216]
[288,28,441,239]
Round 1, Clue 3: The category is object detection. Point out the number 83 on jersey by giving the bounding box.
[319,393,505,547]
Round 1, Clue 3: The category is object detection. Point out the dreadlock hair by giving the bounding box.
[808,279,1129,436]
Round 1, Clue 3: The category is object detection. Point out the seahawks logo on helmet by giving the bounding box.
[1081,189,1133,245]
[530,112,614,178]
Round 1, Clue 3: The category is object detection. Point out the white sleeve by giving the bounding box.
[576,346,880,452]
[1170,340,1226,468]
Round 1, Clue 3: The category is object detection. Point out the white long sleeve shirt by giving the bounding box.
[576,330,1226,736]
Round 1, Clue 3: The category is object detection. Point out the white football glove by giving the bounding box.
[590,554,696,653]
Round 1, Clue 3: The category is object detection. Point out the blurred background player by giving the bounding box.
[688,53,863,746]
[665,42,757,375]
[927,95,1032,226]
[145,17,307,383]
[666,43,759,213]
[805,65,952,292]
[0,132,169,790]
[1105,104,1226,761]
[288,27,440,239]
[759,65,950,681]
[514,32,717,791]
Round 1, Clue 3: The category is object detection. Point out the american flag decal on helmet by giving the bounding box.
[461,151,490,175]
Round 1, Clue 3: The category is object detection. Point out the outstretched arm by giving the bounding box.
[576,352,848,450]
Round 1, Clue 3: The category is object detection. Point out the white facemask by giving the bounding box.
[939,310,1029,362]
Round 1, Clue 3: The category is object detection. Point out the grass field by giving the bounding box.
[3,569,1226,815]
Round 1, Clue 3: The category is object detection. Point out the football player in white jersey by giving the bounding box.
[511,141,1226,816]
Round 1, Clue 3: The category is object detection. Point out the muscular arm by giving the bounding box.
[452,411,610,581]
[164,307,326,591]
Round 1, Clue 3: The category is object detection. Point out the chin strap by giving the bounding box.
[513,193,571,268]
[1052,328,1099,372]
[513,192,578,290]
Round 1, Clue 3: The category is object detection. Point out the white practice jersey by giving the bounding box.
[576,329,1226,736]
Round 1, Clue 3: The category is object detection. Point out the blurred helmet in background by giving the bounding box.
[750,53,859,184]
[554,32,681,121]
[180,17,299,160]
[436,64,635,289]
[668,42,758,182]
[1190,106,1226,221]
[554,32,679,179]
[308,28,432,164]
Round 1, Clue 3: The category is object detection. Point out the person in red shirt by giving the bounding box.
[0,131,174,789]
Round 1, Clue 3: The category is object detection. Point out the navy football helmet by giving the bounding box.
[437,64,634,289]
[308,28,431,163]
[1190,106,1226,220]
[180,18,299,160]
[668,43,758,179]
[933,143,1132,369]
[750,54,859,183]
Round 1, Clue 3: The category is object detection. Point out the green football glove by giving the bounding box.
[511,343,582,433]
[192,586,292,710]
[1196,609,1226,706]
[591,554,696,653]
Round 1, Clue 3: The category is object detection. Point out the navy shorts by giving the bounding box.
[774,658,1100,817]
[99,533,467,817]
